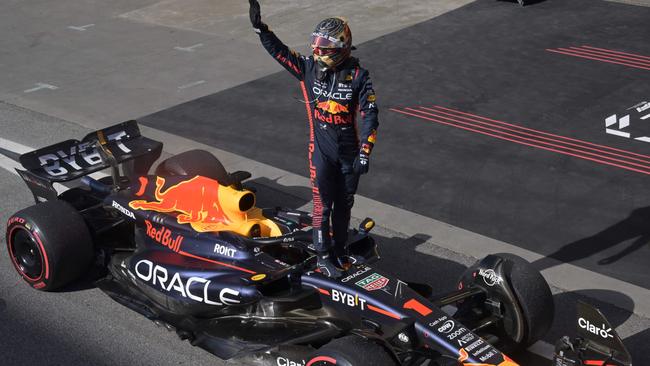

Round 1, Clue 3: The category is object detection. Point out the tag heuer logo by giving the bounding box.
[356,273,389,291]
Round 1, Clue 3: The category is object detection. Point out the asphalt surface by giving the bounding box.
[141,0,650,290]
[1,0,650,365]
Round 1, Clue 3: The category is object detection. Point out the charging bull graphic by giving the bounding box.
[317,100,349,114]
[129,176,256,234]
[315,100,353,125]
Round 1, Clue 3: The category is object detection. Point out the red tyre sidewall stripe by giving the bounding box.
[306,356,337,366]
[33,231,50,280]
[7,225,48,282]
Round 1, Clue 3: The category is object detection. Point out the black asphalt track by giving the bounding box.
[141,0,650,289]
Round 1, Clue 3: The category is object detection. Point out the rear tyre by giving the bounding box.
[155,149,230,183]
[306,335,397,366]
[6,200,94,291]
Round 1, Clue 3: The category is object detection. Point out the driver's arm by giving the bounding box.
[258,31,306,81]
[357,69,379,156]
[249,0,306,80]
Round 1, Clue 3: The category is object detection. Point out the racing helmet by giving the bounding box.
[310,17,352,70]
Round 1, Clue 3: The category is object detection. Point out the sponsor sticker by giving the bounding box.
[478,268,503,287]
[579,317,613,339]
[213,243,237,257]
[355,273,389,291]
[438,320,455,334]
[134,259,240,306]
[144,220,183,252]
[340,266,371,283]
[276,356,305,366]
[38,130,130,177]
[8,217,25,226]
[331,289,366,310]
[368,129,377,143]
[112,200,135,219]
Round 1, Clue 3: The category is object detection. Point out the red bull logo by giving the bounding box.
[144,220,183,252]
[317,100,349,114]
[130,176,230,225]
[314,108,352,125]
[129,176,260,235]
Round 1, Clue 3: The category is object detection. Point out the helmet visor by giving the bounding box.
[313,47,339,56]
[310,33,345,49]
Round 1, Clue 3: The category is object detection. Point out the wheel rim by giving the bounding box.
[9,228,44,281]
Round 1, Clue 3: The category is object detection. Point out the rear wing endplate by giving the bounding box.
[17,120,162,201]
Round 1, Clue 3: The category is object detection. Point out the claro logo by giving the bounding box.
[578,317,614,339]
[276,356,305,366]
[134,260,240,306]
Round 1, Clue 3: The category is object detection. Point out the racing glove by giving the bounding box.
[353,151,370,175]
[248,0,269,33]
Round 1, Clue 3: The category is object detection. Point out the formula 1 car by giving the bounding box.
[6,121,556,365]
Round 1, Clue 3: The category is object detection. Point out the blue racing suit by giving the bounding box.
[256,29,379,255]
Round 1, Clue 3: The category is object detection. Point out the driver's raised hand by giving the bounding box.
[248,0,268,33]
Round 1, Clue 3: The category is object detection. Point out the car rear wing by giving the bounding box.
[16,120,162,202]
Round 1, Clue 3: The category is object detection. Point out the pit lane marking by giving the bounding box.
[67,24,95,32]
[178,80,206,90]
[24,83,58,94]
[174,43,204,52]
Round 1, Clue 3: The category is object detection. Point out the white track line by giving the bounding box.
[0,152,22,173]
[0,137,32,154]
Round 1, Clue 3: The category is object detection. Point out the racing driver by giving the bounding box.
[248,0,379,277]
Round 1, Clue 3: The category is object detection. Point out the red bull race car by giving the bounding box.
[5,121,630,365]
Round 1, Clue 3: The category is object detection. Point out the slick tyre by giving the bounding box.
[6,200,94,291]
[155,149,230,183]
[494,253,554,347]
[306,335,397,366]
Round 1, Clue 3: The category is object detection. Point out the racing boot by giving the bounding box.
[337,254,366,269]
[316,253,343,278]
[333,244,365,270]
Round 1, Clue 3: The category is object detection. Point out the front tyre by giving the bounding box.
[6,200,94,291]
[458,253,554,350]
[306,335,397,366]
[494,253,554,346]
